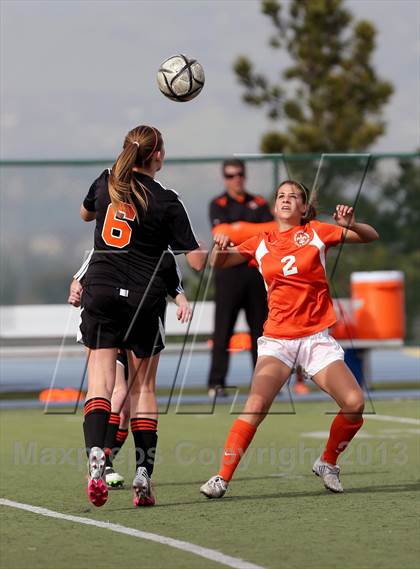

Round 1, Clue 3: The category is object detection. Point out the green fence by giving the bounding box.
[1,152,419,341]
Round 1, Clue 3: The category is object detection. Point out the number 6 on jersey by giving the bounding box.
[102,204,136,248]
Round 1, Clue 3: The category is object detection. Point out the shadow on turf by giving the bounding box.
[143,470,392,488]
[102,480,420,512]
[224,481,420,502]
[156,475,274,487]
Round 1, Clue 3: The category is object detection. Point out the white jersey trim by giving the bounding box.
[309,228,326,273]
[155,178,179,197]
[255,238,269,291]
[73,249,94,281]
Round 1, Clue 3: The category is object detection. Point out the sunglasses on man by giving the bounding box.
[224,171,245,179]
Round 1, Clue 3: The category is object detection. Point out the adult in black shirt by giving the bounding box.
[80,124,205,509]
[208,158,272,396]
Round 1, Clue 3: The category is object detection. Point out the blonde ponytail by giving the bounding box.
[108,125,163,220]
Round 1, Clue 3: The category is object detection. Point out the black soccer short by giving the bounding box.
[80,285,166,358]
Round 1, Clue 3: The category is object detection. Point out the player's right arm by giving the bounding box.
[165,189,207,271]
[210,234,249,268]
[174,293,193,323]
[185,247,207,271]
[68,278,83,307]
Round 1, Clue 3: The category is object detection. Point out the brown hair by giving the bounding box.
[276,180,317,223]
[108,125,163,220]
[222,158,246,176]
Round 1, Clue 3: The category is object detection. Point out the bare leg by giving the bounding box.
[128,352,160,506]
[240,355,292,426]
[312,360,364,489]
[200,356,292,493]
[104,362,130,474]
[111,361,129,415]
[86,347,118,401]
[119,396,131,429]
[128,353,160,419]
[312,360,364,420]
[84,347,118,506]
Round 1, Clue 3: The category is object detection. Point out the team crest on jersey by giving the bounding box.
[294,230,310,247]
[247,200,258,210]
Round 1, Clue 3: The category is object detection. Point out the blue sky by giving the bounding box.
[1,0,419,159]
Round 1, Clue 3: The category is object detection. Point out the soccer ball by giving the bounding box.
[157,54,205,102]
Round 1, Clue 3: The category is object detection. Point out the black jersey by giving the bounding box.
[82,169,199,293]
[209,191,273,227]
[74,247,184,299]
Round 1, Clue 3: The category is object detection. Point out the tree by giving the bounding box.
[234,0,394,153]
[326,154,420,342]
[375,156,420,340]
[377,157,420,255]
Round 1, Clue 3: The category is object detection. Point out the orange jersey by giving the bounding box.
[237,220,344,339]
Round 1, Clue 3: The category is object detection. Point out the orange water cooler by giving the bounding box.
[330,299,356,340]
[351,271,405,340]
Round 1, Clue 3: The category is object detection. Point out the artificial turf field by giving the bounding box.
[1,399,419,569]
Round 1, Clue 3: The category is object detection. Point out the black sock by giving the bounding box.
[83,397,111,456]
[103,412,120,467]
[130,418,158,477]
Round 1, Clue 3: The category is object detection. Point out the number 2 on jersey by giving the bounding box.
[102,204,136,248]
[281,255,298,276]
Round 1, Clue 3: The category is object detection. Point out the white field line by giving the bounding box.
[364,414,420,426]
[0,499,264,569]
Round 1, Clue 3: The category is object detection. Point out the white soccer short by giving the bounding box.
[257,329,344,378]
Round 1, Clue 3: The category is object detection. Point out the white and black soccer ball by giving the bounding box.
[157,54,205,102]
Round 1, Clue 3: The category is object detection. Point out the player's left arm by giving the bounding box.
[80,205,96,221]
[334,204,379,243]
[80,175,101,221]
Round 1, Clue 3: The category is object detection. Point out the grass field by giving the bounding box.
[1,399,419,569]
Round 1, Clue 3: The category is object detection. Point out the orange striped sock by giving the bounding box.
[131,418,158,431]
[83,397,111,416]
[219,419,257,482]
[322,410,364,465]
